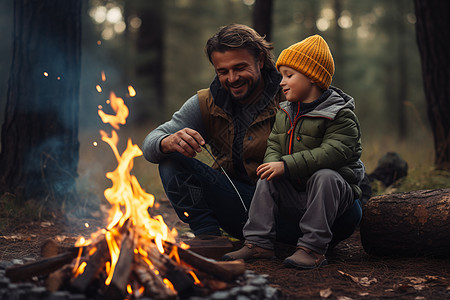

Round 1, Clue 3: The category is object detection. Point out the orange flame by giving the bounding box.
[104,230,120,285]
[163,278,175,291]
[94,85,181,289]
[98,92,129,130]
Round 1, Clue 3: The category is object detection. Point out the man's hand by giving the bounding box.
[160,128,205,158]
[256,162,285,181]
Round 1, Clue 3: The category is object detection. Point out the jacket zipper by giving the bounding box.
[281,107,298,155]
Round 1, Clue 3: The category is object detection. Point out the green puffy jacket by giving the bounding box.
[265,86,364,199]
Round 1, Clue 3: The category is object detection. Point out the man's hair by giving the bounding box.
[205,24,275,71]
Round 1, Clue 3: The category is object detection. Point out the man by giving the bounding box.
[143,24,284,239]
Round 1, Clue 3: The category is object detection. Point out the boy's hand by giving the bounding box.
[256,162,285,181]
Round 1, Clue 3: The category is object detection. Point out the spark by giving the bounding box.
[128,85,136,97]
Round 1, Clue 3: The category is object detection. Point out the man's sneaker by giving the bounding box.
[222,243,275,261]
[283,246,328,269]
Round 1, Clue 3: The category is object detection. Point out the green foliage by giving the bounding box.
[371,168,450,196]
[362,133,449,197]
[394,168,450,192]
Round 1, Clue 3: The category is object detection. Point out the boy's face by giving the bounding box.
[211,48,264,101]
[279,66,319,103]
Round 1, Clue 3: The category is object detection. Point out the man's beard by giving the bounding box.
[228,77,261,102]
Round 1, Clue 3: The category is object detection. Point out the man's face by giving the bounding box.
[211,48,264,101]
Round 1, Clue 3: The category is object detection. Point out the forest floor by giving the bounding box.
[1,196,449,300]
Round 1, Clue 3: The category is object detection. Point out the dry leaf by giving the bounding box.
[337,296,354,300]
[338,270,377,287]
[320,287,332,298]
[55,235,68,242]
[40,221,53,227]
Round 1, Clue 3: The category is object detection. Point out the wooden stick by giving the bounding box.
[101,230,136,300]
[70,238,109,292]
[70,219,132,293]
[134,261,177,300]
[5,249,79,282]
[142,241,196,297]
[163,241,245,282]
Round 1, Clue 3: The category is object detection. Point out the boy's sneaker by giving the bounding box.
[222,243,275,261]
[283,246,328,269]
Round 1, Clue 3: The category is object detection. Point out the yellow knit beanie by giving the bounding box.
[276,35,334,90]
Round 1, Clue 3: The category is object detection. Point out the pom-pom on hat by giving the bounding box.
[276,35,334,90]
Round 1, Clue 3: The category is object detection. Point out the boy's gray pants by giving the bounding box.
[243,169,354,254]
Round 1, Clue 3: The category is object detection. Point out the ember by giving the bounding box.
[4,84,249,299]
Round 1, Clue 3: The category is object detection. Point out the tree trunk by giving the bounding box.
[253,0,273,41]
[332,0,344,87]
[396,1,407,140]
[131,1,165,120]
[0,0,81,205]
[414,0,450,171]
[360,189,450,257]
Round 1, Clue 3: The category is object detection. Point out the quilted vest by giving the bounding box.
[197,88,281,184]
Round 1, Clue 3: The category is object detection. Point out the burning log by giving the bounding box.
[139,240,199,297]
[134,262,178,299]
[101,229,136,300]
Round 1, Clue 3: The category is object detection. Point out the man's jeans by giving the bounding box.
[158,153,255,239]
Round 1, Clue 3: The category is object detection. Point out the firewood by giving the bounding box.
[360,188,450,257]
[5,249,79,282]
[183,236,234,260]
[164,241,245,282]
[70,239,110,292]
[70,219,132,293]
[142,242,197,297]
[101,230,136,300]
[134,262,177,300]
[45,264,73,292]
[41,238,61,258]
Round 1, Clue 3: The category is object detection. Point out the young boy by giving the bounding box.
[222,35,365,269]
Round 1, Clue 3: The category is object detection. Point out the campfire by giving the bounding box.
[5,86,245,299]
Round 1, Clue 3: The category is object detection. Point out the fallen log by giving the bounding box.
[360,188,450,257]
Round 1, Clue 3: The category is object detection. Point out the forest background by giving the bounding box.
[0,0,442,209]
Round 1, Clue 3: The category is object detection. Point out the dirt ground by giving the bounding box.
[1,198,449,300]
